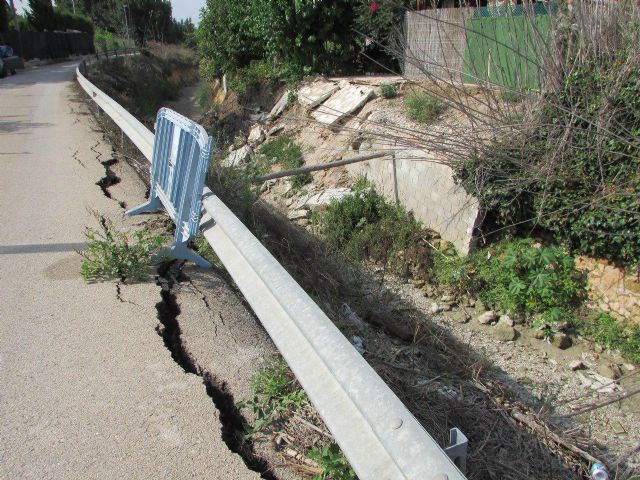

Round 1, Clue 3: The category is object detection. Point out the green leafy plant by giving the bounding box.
[80,214,164,282]
[308,444,356,480]
[379,82,398,99]
[404,91,446,124]
[237,358,308,434]
[434,239,586,324]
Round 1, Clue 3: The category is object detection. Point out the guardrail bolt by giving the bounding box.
[390,418,403,430]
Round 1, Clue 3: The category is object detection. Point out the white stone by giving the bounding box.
[296,188,354,210]
[288,209,310,221]
[499,315,515,327]
[298,81,339,109]
[267,125,284,136]
[477,310,497,324]
[247,125,265,145]
[312,84,374,126]
[224,145,252,167]
[430,303,442,314]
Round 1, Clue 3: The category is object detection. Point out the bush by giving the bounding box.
[80,214,164,282]
[434,239,587,324]
[404,91,446,124]
[579,311,640,364]
[308,444,355,480]
[314,181,435,278]
[456,18,640,269]
[379,82,398,99]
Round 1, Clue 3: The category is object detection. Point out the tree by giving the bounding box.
[26,0,56,31]
[0,0,11,32]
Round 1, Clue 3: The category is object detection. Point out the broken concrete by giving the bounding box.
[268,90,290,120]
[311,83,373,126]
[297,81,340,109]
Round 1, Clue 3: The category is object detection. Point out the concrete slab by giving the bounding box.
[297,81,339,109]
[312,83,374,126]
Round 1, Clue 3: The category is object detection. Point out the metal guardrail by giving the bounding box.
[75,62,468,480]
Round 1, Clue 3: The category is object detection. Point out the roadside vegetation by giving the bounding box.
[80,213,164,282]
[404,91,446,124]
[238,357,355,480]
[252,135,312,189]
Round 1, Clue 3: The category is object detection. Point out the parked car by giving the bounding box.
[0,45,23,78]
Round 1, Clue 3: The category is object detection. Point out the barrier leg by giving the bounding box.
[163,242,212,268]
[126,196,162,216]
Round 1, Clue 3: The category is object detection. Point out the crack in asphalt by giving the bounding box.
[155,263,278,480]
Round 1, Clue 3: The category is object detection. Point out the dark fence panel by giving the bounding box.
[0,31,95,60]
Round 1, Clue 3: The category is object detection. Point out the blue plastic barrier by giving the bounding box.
[127,108,213,267]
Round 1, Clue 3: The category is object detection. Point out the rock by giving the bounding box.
[224,145,253,167]
[513,313,526,325]
[351,335,365,354]
[298,81,340,108]
[296,188,354,210]
[422,284,435,297]
[569,360,585,371]
[441,295,455,303]
[493,325,517,342]
[411,279,426,288]
[312,83,374,126]
[610,420,626,435]
[268,90,290,119]
[552,333,572,350]
[475,300,487,314]
[623,363,636,372]
[594,344,605,353]
[267,125,284,136]
[534,329,547,340]
[441,303,453,312]
[553,321,570,332]
[249,112,267,122]
[340,303,366,332]
[477,310,497,325]
[430,303,442,314]
[448,310,471,324]
[597,364,622,380]
[260,179,277,193]
[288,209,310,221]
[247,125,265,145]
[499,315,515,327]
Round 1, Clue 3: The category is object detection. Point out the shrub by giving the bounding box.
[404,91,446,124]
[314,182,434,278]
[434,239,587,324]
[379,82,398,99]
[579,311,640,364]
[80,214,164,282]
[254,135,311,188]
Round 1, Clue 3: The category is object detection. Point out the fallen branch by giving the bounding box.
[511,410,601,466]
[251,151,391,183]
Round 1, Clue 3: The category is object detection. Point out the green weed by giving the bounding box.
[404,91,446,124]
[308,444,356,480]
[379,82,399,99]
[80,214,164,282]
[237,358,308,434]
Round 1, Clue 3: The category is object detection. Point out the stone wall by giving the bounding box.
[576,257,640,323]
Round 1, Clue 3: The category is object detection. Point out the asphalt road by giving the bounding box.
[0,61,259,479]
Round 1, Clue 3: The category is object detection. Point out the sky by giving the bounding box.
[13,0,207,25]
